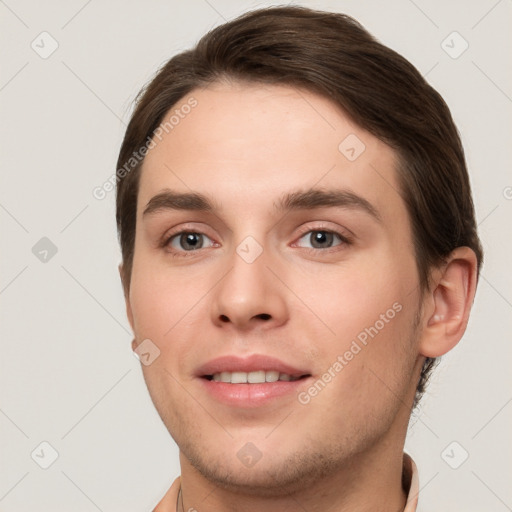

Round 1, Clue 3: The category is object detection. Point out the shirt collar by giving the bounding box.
[403,452,419,511]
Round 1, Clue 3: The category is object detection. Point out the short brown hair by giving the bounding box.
[116,6,483,405]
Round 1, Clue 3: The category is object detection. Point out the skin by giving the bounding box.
[122,81,477,511]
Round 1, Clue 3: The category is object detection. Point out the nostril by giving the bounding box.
[258,313,271,320]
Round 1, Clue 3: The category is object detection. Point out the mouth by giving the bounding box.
[196,354,312,407]
[196,353,311,382]
[202,370,310,383]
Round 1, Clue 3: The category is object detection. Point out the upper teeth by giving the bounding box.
[211,371,299,383]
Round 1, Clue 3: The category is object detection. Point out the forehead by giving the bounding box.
[137,81,404,223]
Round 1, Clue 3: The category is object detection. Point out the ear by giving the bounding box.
[418,247,478,358]
[119,263,135,335]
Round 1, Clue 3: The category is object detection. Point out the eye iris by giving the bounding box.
[181,233,203,250]
[311,231,333,248]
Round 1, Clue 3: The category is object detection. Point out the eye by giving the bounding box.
[295,229,348,250]
[161,227,350,257]
[165,231,216,254]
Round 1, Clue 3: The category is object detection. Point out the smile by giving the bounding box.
[206,370,305,383]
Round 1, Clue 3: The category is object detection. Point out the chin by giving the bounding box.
[179,435,351,497]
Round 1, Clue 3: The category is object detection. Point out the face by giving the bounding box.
[125,81,424,494]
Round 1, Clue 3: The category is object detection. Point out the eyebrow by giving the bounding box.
[143,187,381,222]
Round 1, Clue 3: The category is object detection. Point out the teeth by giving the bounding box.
[266,370,279,382]
[248,370,266,383]
[210,370,301,384]
[231,371,247,384]
[220,372,231,383]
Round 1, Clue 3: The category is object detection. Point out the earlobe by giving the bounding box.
[419,247,478,358]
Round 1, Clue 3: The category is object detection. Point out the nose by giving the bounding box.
[210,239,288,332]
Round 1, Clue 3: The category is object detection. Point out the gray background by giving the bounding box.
[1,0,511,510]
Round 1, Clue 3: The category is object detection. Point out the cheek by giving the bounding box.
[129,254,203,339]
[128,260,206,421]
[293,257,409,340]
[301,298,417,434]
[128,255,215,379]
[294,254,418,390]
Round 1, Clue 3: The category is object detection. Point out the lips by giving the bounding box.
[196,354,312,408]
[196,354,311,380]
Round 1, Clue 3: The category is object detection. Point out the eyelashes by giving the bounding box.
[161,225,352,259]
[293,225,352,250]
[163,231,217,255]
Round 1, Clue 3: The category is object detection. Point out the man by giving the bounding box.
[115,6,482,511]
